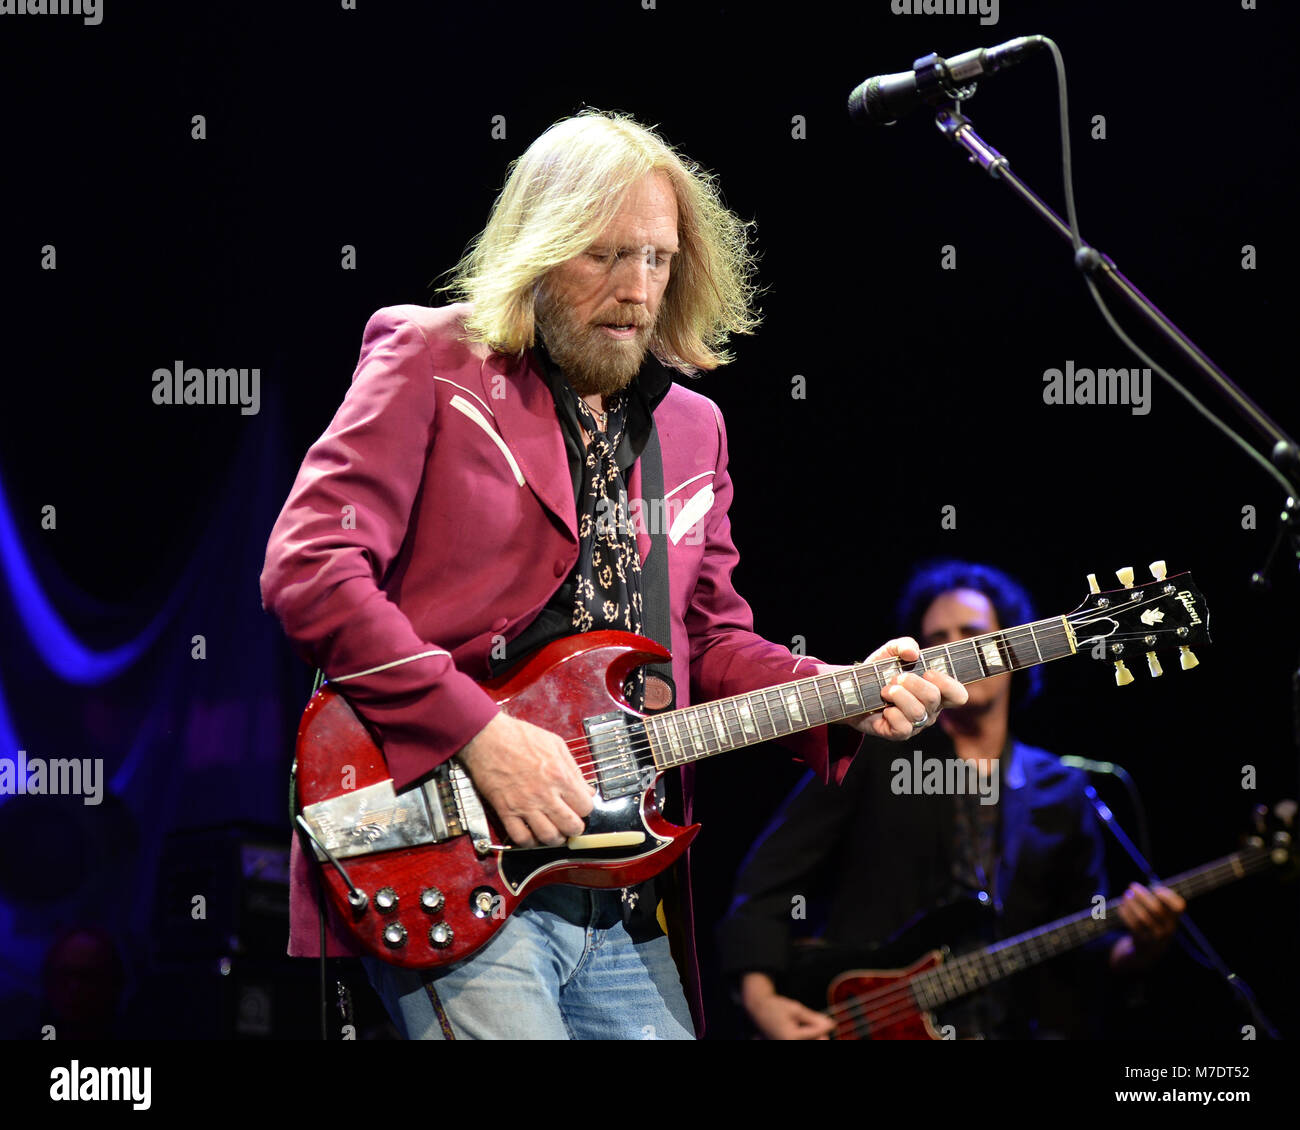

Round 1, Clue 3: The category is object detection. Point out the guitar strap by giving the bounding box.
[637,417,675,713]
[630,420,692,1003]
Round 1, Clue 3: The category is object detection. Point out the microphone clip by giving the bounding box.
[912,51,979,109]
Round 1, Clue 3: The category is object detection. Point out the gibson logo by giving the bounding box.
[1176,591,1202,626]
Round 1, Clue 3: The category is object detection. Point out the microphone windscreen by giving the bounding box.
[846,78,874,123]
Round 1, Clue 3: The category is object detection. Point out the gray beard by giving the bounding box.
[534,291,653,399]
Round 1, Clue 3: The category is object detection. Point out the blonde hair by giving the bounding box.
[441,110,761,372]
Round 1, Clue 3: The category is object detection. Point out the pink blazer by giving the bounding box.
[260,305,857,1020]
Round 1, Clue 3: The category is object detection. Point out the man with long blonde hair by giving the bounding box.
[261,110,964,1039]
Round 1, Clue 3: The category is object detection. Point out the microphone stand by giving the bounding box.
[1085,784,1280,1039]
[926,91,1300,918]
[931,101,1299,489]
[932,103,1300,592]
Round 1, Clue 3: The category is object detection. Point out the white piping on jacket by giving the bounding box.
[449,395,526,486]
[331,648,452,682]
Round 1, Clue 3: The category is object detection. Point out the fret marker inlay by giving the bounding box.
[686,712,707,753]
[738,702,757,736]
[784,693,803,725]
[666,725,683,760]
[710,706,727,746]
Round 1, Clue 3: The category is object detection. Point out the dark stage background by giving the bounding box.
[0,0,1297,1055]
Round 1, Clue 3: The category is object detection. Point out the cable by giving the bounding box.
[1039,38,1295,499]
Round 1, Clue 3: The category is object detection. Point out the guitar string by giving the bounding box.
[826,854,1265,1038]
[554,599,1193,766]
[433,601,1221,1034]
[561,622,1068,778]
[820,851,1267,1037]
[557,623,1196,789]
[456,596,1200,811]
[434,592,1196,789]
[431,596,1211,1030]
[826,882,1242,1037]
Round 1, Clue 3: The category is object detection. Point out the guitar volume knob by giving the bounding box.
[375,887,399,913]
[420,887,445,913]
[429,922,455,949]
[382,923,408,948]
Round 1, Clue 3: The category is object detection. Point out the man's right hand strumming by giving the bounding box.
[457,713,595,848]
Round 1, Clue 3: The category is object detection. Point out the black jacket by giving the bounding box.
[718,728,1111,1038]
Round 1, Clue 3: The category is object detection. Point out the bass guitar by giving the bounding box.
[786,801,1296,1039]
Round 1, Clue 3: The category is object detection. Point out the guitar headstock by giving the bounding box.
[1066,561,1211,685]
[1244,801,1298,880]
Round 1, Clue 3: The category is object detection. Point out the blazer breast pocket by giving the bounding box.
[667,481,714,546]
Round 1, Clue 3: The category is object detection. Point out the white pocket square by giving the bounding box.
[669,484,714,545]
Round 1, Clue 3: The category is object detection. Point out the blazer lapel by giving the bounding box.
[488,350,578,543]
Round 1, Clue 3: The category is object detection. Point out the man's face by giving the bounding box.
[920,588,1011,712]
[535,171,679,398]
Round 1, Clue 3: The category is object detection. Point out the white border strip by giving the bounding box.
[668,484,714,545]
[664,470,713,500]
[331,648,450,683]
[434,376,494,418]
[449,395,526,486]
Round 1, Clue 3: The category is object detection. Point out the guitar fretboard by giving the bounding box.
[644,617,1075,770]
[908,846,1272,1012]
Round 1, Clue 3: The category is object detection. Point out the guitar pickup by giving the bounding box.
[584,712,645,800]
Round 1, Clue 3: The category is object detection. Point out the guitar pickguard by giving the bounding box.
[497,791,672,894]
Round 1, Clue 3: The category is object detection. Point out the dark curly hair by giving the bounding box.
[896,559,1042,706]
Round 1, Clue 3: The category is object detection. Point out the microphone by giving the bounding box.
[847,35,1045,125]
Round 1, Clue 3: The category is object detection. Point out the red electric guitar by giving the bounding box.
[784,801,1296,1039]
[293,562,1210,970]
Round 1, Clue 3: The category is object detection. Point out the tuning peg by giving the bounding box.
[1113,659,1135,686]
[1179,646,1198,670]
[1146,651,1163,678]
[1149,559,1167,581]
[1116,566,1135,588]
[1087,574,1100,594]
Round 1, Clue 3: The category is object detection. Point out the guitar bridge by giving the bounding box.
[445,758,494,854]
[434,774,464,838]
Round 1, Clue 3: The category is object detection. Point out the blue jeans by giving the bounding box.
[361,886,695,1040]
